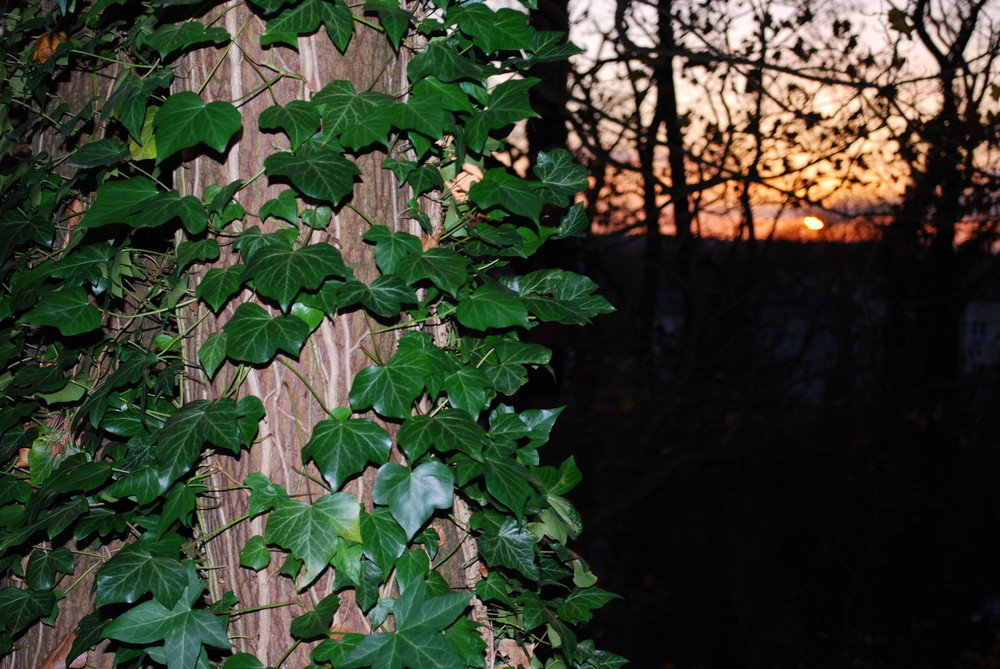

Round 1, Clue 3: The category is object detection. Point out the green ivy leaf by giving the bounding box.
[483,454,535,517]
[441,366,491,414]
[362,225,422,274]
[264,140,359,205]
[372,461,454,539]
[364,0,413,48]
[224,653,266,669]
[196,266,244,312]
[465,78,540,152]
[290,592,340,640]
[407,39,485,84]
[145,21,229,59]
[349,347,432,419]
[336,275,418,317]
[468,167,545,222]
[240,535,271,571]
[243,243,345,312]
[261,0,352,49]
[198,332,227,378]
[396,410,486,461]
[175,239,220,271]
[67,138,130,168]
[340,579,470,669]
[245,473,289,518]
[504,269,615,325]
[95,544,194,608]
[360,507,407,572]
[24,547,74,591]
[314,81,393,143]
[21,287,102,336]
[455,281,529,330]
[265,493,361,586]
[451,5,533,53]
[223,303,310,364]
[156,398,241,486]
[259,100,321,149]
[0,587,57,634]
[302,417,392,490]
[557,203,590,237]
[556,588,620,625]
[395,247,470,297]
[154,91,241,163]
[104,587,230,669]
[534,149,588,206]
[477,517,538,579]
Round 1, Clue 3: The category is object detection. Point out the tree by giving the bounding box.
[0,2,621,669]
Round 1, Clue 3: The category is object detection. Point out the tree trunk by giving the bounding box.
[175,7,421,666]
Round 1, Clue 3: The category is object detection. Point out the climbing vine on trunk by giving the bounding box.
[0,1,622,668]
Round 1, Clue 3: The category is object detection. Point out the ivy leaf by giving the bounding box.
[261,0,351,49]
[477,517,538,579]
[336,275,417,317]
[175,239,220,271]
[441,366,491,414]
[302,417,392,490]
[372,461,454,539]
[157,399,241,485]
[264,140,359,205]
[349,347,432,419]
[483,454,534,517]
[259,100,320,150]
[145,21,229,59]
[95,544,194,608]
[395,247,470,297]
[314,81,393,144]
[341,579,470,669]
[407,39,485,84]
[362,225,422,274]
[196,266,244,312]
[104,589,230,669]
[240,535,271,571]
[245,473,289,518]
[396,410,486,461]
[364,0,413,48]
[154,91,241,163]
[451,5,533,53]
[468,168,545,223]
[224,654,266,669]
[24,547,74,591]
[557,203,589,237]
[243,243,345,312]
[360,507,407,572]
[265,493,361,586]
[290,592,340,640]
[465,78,540,152]
[455,282,529,330]
[198,332,227,378]
[534,149,588,206]
[556,588,620,625]
[223,303,310,364]
[67,138,130,168]
[504,269,614,325]
[80,177,158,227]
[0,587,56,633]
[21,287,102,336]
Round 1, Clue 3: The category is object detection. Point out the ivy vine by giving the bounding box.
[0,1,624,668]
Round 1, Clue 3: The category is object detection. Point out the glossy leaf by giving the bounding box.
[396,409,486,461]
[349,347,432,419]
[0,587,56,633]
[154,91,241,162]
[104,587,230,669]
[67,138,130,168]
[243,243,345,312]
[196,266,244,312]
[259,100,320,149]
[290,592,340,640]
[372,462,454,539]
[239,536,270,571]
[360,507,407,572]
[21,287,102,336]
[362,225,422,274]
[455,282,529,330]
[395,247,470,297]
[265,493,361,586]
[264,139,359,205]
[478,517,538,580]
[95,545,193,608]
[223,303,310,364]
[303,417,392,490]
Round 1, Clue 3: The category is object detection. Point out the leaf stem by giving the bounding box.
[277,357,335,419]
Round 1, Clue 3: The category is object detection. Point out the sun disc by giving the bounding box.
[803,216,825,231]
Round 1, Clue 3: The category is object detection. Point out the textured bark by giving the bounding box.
[174,6,417,666]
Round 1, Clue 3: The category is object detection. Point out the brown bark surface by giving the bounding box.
[175,6,415,666]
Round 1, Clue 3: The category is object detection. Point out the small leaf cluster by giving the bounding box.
[0,1,623,668]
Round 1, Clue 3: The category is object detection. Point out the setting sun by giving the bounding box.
[803,216,825,231]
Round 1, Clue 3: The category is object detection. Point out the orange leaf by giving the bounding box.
[32,31,68,63]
